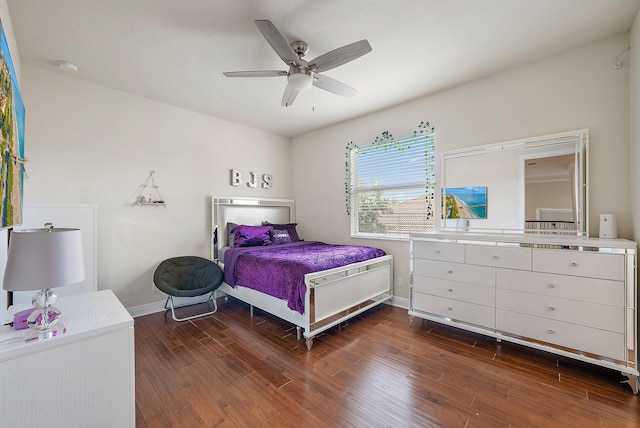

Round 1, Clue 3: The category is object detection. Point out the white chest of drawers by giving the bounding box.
[409,232,638,393]
[0,290,135,427]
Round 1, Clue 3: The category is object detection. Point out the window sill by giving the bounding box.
[350,233,410,242]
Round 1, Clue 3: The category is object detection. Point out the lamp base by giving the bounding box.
[27,288,62,331]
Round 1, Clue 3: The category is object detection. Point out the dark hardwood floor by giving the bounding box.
[135,298,639,427]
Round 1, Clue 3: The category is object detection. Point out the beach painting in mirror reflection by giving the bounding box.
[444,186,487,219]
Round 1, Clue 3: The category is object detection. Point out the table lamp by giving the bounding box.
[3,223,85,332]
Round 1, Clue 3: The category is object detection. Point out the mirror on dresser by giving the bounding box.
[438,129,589,236]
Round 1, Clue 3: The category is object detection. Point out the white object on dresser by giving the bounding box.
[599,213,617,239]
[0,290,135,427]
[409,232,638,393]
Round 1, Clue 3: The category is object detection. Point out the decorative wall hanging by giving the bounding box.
[135,171,166,206]
[443,186,487,219]
[230,169,272,189]
[0,19,26,228]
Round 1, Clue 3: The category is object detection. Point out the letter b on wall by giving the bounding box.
[230,169,242,186]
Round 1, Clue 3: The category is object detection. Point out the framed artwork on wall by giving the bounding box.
[0,18,25,229]
[444,186,487,219]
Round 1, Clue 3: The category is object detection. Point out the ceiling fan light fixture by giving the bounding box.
[287,69,313,91]
[224,20,372,106]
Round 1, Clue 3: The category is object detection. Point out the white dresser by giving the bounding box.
[410,232,638,393]
[0,290,135,427]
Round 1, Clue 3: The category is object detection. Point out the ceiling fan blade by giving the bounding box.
[255,20,301,66]
[281,85,300,107]
[313,74,357,98]
[223,70,288,77]
[308,40,372,73]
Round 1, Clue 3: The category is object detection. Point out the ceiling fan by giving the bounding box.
[223,20,372,107]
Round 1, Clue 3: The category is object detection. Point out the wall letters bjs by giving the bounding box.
[230,169,272,189]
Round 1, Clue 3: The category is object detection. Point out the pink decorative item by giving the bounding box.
[13,308,35,330]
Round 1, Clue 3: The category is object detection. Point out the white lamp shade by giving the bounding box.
[3,228,86,292]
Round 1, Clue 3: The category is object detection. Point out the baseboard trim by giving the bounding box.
[391,296,409,309]
[128,294,409,318]
[127,295,211,318]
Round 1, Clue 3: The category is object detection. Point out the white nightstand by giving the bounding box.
[0,290,135,428]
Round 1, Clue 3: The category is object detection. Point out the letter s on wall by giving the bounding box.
[262,174,272,189]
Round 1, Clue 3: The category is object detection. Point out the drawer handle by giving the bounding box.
[435,250,441,254]
[548,306,555,311]
[447,307,453,311]
[448,270,453,274]
[448,288,453,292]
[548,329,555,334]
[548,283,556,289]
[570,262,577,267]
[493,255,499,260]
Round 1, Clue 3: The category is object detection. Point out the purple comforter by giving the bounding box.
[223,241,386,314]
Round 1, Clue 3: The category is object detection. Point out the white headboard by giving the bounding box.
[211,196,295,260]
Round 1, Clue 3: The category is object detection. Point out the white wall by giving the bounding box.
[20,65,291,309]
[526,181,572,220]
[632,10,640,244]
[630,8,640,353]
[292,33,632,299]
[444,150,521,230]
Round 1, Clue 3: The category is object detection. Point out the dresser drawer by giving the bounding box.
[412,275,495,307]
[496,268,624,307]
[532,250,625,281]
[413,292,495,328]
[496,310,625,361]
[413,241,465,263]
[466,245,531,270]
[496,289,624,333]
[413,259,495,287]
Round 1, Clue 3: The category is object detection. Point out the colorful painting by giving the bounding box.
[0,19,25,228]
[444,186,487,219]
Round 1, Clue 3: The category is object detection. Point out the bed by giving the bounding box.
[211,196,393,350]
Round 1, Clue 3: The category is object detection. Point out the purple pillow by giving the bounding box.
[270,229,292,245]
[263,222,301,241]
[233,225,273,247]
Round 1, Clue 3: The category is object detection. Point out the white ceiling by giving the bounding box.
[7,0,640,138]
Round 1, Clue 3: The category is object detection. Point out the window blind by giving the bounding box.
[349,131,435,238]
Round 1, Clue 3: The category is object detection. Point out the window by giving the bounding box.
[347,123,435,239]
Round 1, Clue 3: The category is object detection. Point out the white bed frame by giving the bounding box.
[211,196,393,350]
